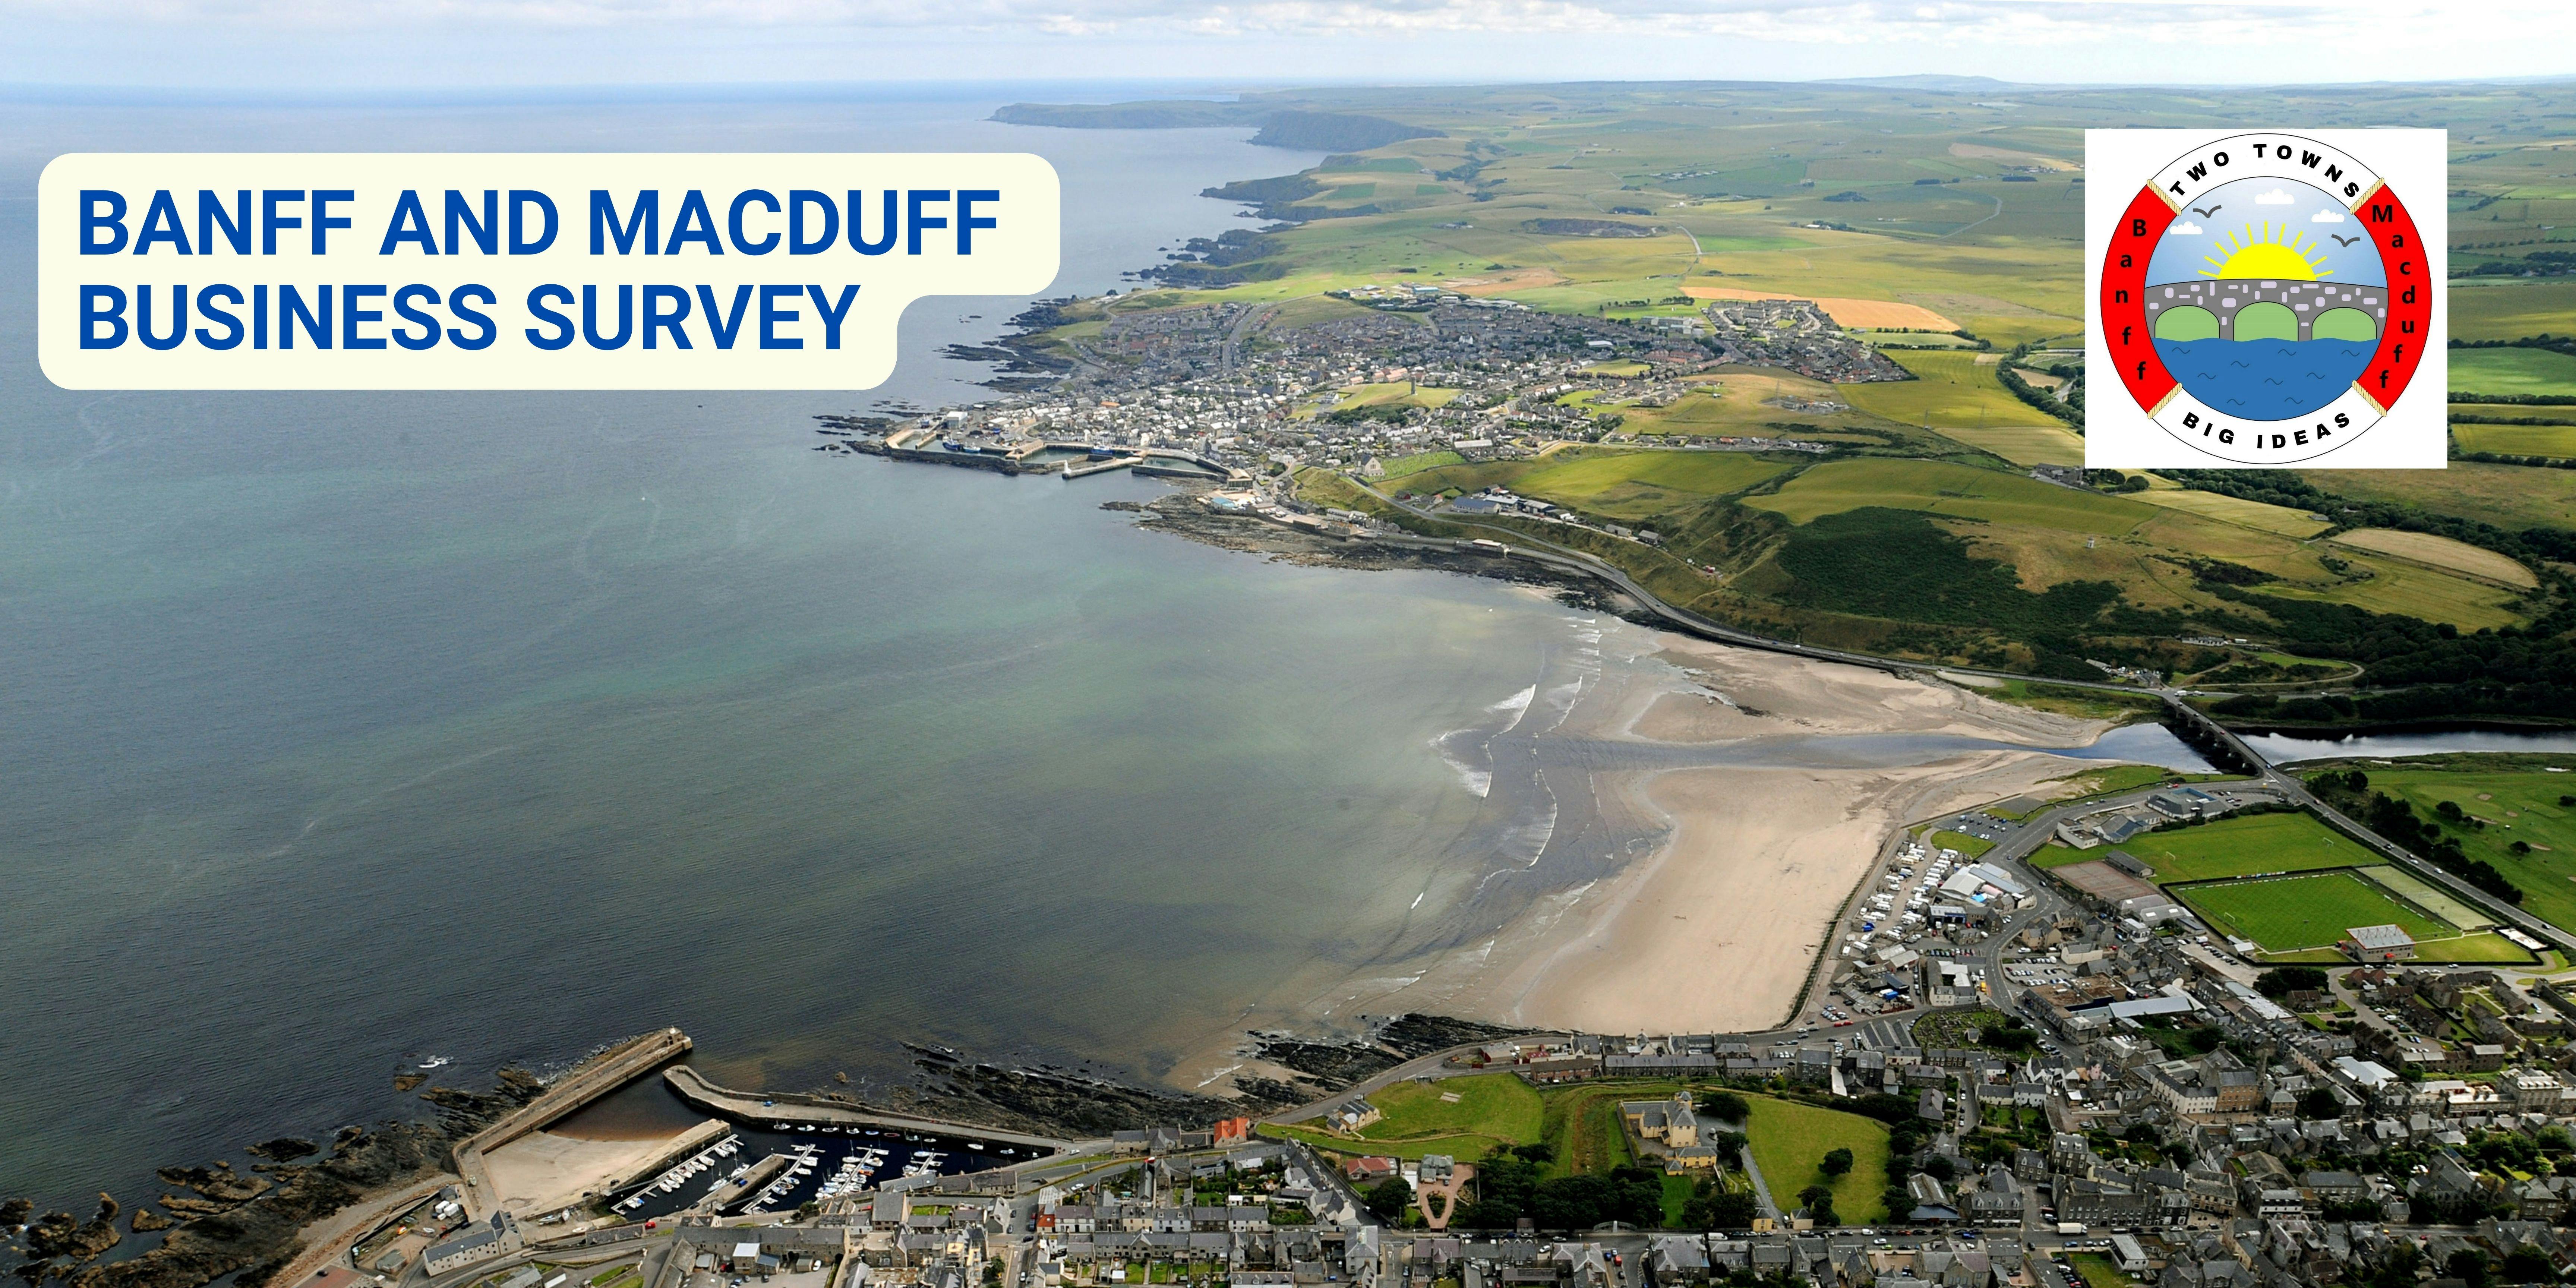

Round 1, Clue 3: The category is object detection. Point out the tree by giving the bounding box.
[1699,1090,1751,1124]
[1923,1155,1956,1181]
[2255,966,2330,1000]
[2449,1249,2491,1288]
[2299,1086,2344,1120]
[1820,1149,1854,1177]
[1365,1176,1413,1220]
[1796,1185,1839,1226]
[1683,1180,1759,1231]
[2500,1248,2552,1285]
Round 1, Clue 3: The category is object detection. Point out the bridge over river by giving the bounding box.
[2144,277,2386,343]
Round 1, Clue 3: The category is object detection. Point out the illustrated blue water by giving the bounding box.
[2155,337,2375,420]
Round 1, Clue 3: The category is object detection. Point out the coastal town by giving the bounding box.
[30,738,2576,1288]
[812,282,1912,543]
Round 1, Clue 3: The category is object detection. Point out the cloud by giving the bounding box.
[2168,220,2203,236]
[2255,188,2296,205]
[0,0,2526,40]
[2310,208,2345,222]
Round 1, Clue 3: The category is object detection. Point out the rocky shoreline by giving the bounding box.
[3,1072,544,1288]
[1,1015,1520,1288]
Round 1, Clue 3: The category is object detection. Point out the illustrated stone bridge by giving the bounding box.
[2143,278,2385,343]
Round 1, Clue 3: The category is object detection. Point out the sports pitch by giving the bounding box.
[2175,869,2453,952]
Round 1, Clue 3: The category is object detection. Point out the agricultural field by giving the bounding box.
[2125,483,2332,538]
[2059,811,2365,882]
[1838,350,2065,429]
[1614,369,1872,439]
[2450,347,2576,398]
[2175,869,2452,953]
[2327,528,2539,588]
[2302,463,2576,534]
[2451,415,2576,458]
[1929,424,2085,467]
[2354,757,2576,934]
[2447,281,2576,341]
[1741,1095,1890,1225]
[2256,547,2532,632]
[1680,286,1957,330]
[1745,458,2149,534]
[1510,449,1793,520]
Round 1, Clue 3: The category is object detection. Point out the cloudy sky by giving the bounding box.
[2,0,2571,91]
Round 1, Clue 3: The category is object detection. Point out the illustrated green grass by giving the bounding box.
[2176,869,2454,952]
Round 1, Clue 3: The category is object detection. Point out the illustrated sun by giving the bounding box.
[2201,221,2332,280]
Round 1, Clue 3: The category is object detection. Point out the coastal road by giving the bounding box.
[266,1173,457,1288]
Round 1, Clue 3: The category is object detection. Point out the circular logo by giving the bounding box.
[2099,133,2430,464]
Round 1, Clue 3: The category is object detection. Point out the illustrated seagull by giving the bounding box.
[2331,234,2361,246]
[2191,204,2221,217]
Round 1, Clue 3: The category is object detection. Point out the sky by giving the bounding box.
[0,0,2572,92]
[2147,176,2387,288]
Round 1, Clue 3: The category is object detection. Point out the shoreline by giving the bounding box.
[1144,592,2143,1086]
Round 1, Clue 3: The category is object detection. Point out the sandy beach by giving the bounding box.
[1224,612,2142,1055]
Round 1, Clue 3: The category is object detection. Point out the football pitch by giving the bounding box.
[2175,869,2454,952]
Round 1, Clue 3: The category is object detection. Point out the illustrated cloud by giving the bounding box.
[2168,220,2204,235]
[2255,188,2296,205]
[2311,208,2345,222]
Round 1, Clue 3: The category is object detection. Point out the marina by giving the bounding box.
[603,1109,1050,1222]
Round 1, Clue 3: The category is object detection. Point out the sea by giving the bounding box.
[0,85,2541,1224]
[2153,336,2375,420]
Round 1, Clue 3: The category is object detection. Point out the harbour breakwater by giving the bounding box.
[0,1016,1518,1288]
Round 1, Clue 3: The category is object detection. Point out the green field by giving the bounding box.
[1265,1072,1547,1161]
[1927,829,1995,858]
[1378,449,1466,480]
[2451,347,2576,398]
[2302,463,2576,534]
[1511,449,1793,520]
[2030,811,2362,880]
[2258,546,2533,632]
[1742,1095,1890,1225]
[2176,869,2454,952]
[2128,481,2333,537]
[2453,281,2576,342]
[2363,759,2576,934]
[1840,350,2065,429]
[2453,420,2576,458]
[1931,424,2086,467]
[1744,458,2149,534]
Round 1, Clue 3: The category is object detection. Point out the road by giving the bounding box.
[265,1174,456,1288]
